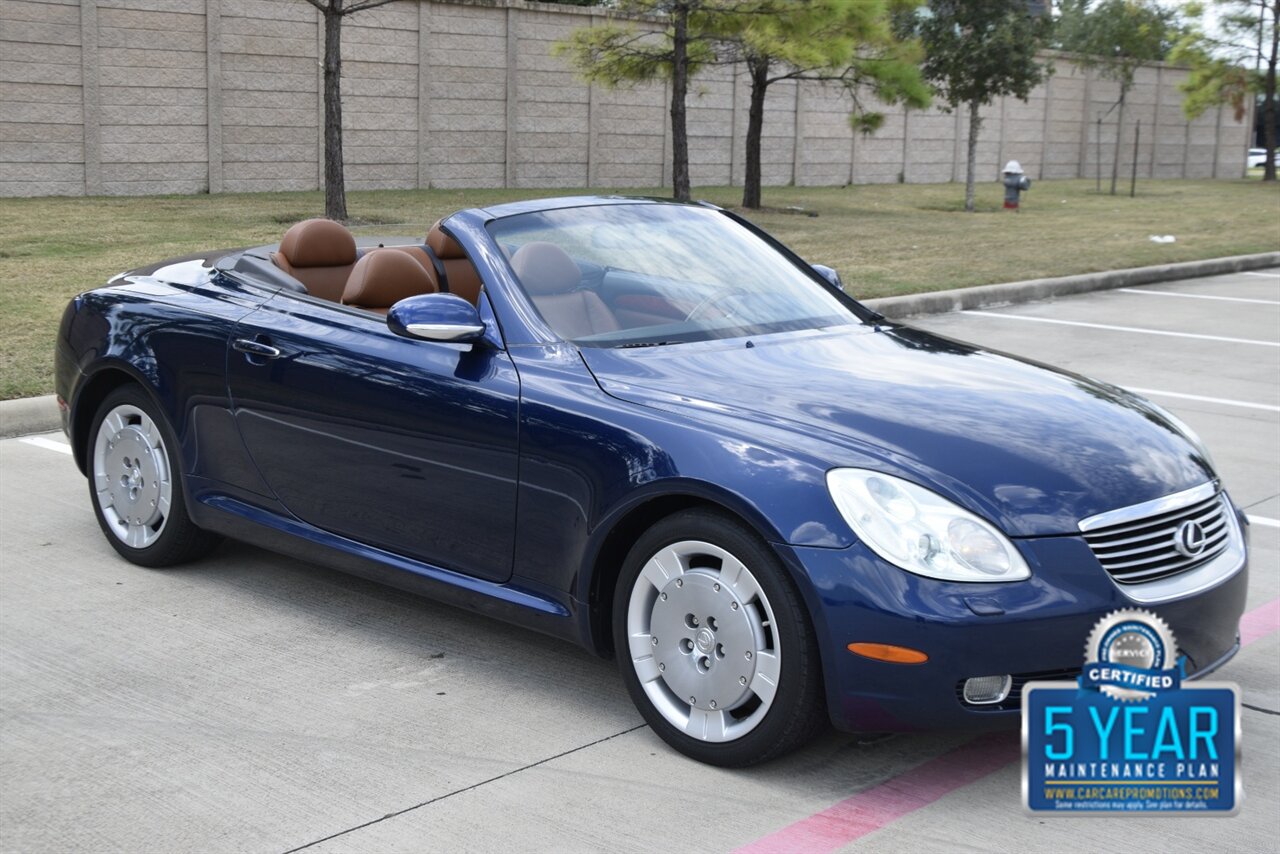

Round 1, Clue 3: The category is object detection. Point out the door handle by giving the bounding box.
[232,338,282,359]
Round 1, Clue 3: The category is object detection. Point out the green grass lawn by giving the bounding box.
[1,178,1277,400]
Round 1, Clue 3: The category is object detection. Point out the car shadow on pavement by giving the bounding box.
[162,539,991,785]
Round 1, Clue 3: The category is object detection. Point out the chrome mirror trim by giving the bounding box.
[405,322,485,342]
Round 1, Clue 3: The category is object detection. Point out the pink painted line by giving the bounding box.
[1239,597,1280,647]
[733,732,1018,854]
[737,597,1280,853]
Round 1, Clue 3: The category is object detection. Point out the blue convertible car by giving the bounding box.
[54,197,1248,765]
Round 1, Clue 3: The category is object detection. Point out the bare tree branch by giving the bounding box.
[344,0,401,14]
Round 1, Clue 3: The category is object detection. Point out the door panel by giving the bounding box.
[226,293,520,583]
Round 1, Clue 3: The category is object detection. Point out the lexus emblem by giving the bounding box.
[1174,520,1208,558]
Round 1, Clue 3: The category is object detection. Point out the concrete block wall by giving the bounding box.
[686,62,733,186]
[797,81,856,186]
[97,0,208,195]
[219,0,314,192]
[342,2,419,190]
[1153,66,1189,178]
[513,6,589,187]
[0,0,86,195]
[0,0,1252,198]
[424,2,507,189]
[1043,64,1087,179]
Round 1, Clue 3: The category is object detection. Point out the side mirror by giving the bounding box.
[387,293,486,343]
[810,264,844,292]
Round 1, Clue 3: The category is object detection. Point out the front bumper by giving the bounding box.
[776,516,1249,733]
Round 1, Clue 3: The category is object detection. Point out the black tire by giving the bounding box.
[86,385,220,567]
[612,508,826,766]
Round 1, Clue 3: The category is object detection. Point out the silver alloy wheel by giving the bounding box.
[625,539,781,742]
[92,403,173,549]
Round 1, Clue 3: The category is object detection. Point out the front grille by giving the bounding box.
[955,667,1080,711]
[1082,492,1230,584]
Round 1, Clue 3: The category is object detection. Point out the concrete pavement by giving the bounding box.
[1,269,1277,853]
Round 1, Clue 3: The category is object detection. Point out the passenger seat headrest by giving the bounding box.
[343,250,437,309]
[278,218,357,268]
[510,242,582,296]
[426,220,467,260]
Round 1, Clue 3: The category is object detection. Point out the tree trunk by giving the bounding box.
[322,7,348,221]
[964,100,981,212]
[1263,8,1277,182]
[742,56,769,210]
[1109,86,1126,196]
[669,2,691,202]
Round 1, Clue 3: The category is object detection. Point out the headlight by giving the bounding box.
[826,468,1030,582]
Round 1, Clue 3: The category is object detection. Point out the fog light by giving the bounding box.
[962,674,1012,705]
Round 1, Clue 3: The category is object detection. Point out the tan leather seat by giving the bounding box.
[383,244,437,276]
[510,242,619,340]
[271,218,358,302]
[427,220,484,305]
[341,249,439,315]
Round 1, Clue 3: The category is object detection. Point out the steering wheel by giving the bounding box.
[684,288,750,323]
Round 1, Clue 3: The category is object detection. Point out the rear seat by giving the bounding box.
[271,217,482,309]
[271,218,358,303]
[341,249,439,315]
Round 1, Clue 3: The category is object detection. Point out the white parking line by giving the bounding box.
[963,311,1280,347]
[17,436,72,455]
[1242,271,1280,279]
[1117,289,1280,305]
[1248,516,1280,529]
[1125,387,1280,413]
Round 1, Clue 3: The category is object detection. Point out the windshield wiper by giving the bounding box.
[617,340,678,348]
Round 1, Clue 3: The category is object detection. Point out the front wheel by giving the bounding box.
[87,385,219,567]
[613,509,826,766]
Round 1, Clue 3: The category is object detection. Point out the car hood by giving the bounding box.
[578,324,1215,537]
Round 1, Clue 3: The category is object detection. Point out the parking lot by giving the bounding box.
[1,269,1277,853]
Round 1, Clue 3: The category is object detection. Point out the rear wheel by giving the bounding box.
[613,509,826,766]
[88,385,219,567]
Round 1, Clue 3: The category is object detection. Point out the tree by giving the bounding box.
[303,0,399,222]
[1056,0,1180,194]
[1172,1,1278,182]
[558,1,729,201]
[898,0,1049,212]
[719,0,930,209]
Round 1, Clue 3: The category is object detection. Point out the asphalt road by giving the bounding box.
[1,270,1277,853]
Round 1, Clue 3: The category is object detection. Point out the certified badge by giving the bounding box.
[1081,609,1180,701]
[1022,608,1241,815]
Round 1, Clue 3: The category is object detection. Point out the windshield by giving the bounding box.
[487,203,857,347]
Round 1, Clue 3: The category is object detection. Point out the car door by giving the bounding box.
[225,291,520,583]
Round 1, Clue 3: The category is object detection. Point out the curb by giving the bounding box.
[864,251,1280,319]
[0,394,59,441]
[2,253,1277,441]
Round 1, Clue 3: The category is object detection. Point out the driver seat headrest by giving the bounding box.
[510,242,582,296]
